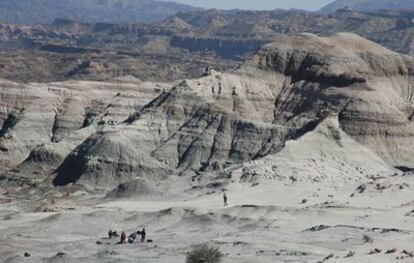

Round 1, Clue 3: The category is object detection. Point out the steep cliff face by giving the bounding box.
[245,33,414,166]
[170,36,267,59]
[229,116,394,184]
[2,33,414,190]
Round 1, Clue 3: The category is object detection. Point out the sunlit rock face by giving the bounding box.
[1,33,413,189]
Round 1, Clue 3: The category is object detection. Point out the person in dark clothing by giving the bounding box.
[223,193,228,206]
[120,231,127,244]
[140,228,146,243]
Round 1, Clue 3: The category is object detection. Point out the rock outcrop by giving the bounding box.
[244,33,414,166]
[229,116,394,184]
[0,79,169,176]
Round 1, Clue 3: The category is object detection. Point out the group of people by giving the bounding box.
[105,193,228,246]
[108,228,146,244]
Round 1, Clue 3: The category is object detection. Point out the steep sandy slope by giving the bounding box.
[53,72,284,187]
[0,79,169,176]
[229,116,394,184]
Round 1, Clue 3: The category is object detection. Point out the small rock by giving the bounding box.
[56,252,65,257]
[357,184,366,194]
[323,253,334,262]
[345,251,355,258]
[289,176,297,183]
[402,250,413,257]
[233,241,243,246]
[385,248,397,254]
[368,248,382,255]
[305,225,330,232]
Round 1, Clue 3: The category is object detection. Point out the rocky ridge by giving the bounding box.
[320,0,414,14]
[3,8,414,83]
[0,0,199,24]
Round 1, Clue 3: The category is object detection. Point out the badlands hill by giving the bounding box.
[1,32,413,191]
[1,33,414,263]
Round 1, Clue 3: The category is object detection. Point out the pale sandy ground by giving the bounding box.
[1,119,414,263]
[1,173,414,263]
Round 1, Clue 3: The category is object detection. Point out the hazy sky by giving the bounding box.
[170,0,335,11]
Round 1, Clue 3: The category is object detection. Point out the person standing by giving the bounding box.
[140,228,146,243]
[223,193,228,207]
[120,231,127,244]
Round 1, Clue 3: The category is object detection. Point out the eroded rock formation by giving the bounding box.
[1,33,413,191]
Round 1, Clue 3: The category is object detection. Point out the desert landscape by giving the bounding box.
[1,1,414,263]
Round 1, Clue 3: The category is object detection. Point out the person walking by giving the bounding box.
[223,193,228,207]
[140,228,146,243]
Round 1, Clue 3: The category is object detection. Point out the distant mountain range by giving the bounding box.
[2,8,414,83]
[0,0,200,24]
[2,0,414,25]
[320,0,414,13]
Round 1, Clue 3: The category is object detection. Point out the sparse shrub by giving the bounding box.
[186,244,223,263]
[363,234,373,243]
